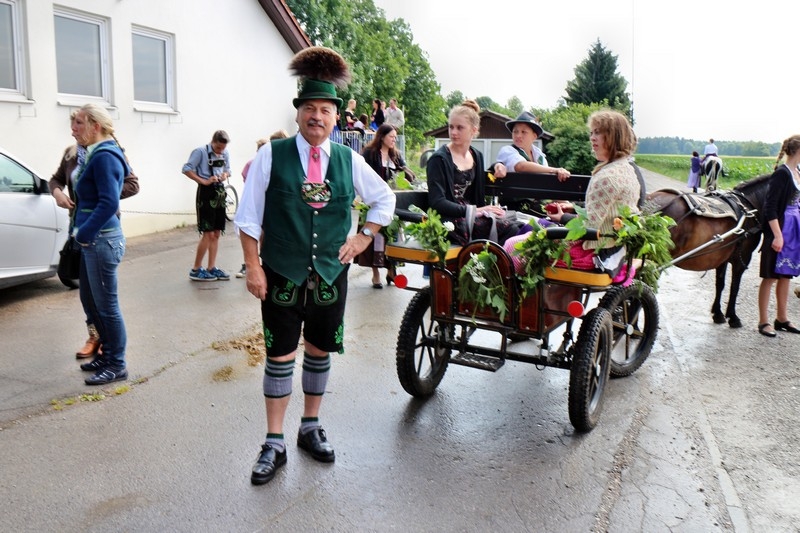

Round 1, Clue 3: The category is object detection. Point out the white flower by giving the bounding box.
[443,221,455,232]
[468,271,487,284]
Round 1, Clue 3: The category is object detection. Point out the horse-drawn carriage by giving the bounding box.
[384,173,660,432]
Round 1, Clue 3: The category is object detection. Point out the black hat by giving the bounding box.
[506,111,544,137]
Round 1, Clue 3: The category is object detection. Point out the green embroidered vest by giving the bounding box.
[261,137,354,285]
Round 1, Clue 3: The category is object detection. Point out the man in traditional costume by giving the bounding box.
[234,47,395,485]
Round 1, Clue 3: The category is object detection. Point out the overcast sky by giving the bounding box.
[373,0,797,145]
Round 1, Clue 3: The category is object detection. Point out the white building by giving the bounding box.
[0,0,310,236]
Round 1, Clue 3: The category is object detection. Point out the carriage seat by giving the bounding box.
[542,255,643,287]
[543,267,613,287]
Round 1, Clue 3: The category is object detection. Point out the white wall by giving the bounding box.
[0,0,300,237]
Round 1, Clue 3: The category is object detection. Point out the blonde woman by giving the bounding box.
[71,104,130,385]
[756,134,800,337]
[426,99,528,246]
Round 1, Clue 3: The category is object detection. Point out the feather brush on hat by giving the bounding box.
[289,46,351,88]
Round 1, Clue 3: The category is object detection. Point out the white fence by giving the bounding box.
[330,129,406,161]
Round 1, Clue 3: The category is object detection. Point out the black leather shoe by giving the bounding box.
[297,427,335,463]
[758,323,777,337]
[80,357,109,372]
[775,319,800,334]
[251,444,287,485]
[84,367,128,386]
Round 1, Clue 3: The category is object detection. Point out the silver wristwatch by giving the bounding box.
[360,227,374,239]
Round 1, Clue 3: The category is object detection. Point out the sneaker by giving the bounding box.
[85,367,128,386]
[80,357,108,372]
[208,267,230,281]
[236,264,246,278]
[189,267,217,281]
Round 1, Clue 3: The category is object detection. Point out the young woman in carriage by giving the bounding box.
[426,99,534,246]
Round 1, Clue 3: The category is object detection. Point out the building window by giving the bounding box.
[0,0,26,97]
[54,9,109,100]
[132,27,174,109]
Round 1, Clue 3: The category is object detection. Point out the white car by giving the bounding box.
[0,148,70,289]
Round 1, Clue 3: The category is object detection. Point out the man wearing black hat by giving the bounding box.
[234,47,395,485]
[493,111,570,181]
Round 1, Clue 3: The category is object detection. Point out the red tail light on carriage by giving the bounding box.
[567,300,585,318]
[393,274,408,289]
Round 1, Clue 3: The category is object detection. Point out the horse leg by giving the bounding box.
[707,168,717,192]
[725,264,745,328]
[725,245,756,328]
[712,264,727,324]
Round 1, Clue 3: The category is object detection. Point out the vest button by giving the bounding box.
[313,233,318,238]
[307,266,313,271]
[312,244,317,249]
[313,211,319,215]
[312,255,317,260]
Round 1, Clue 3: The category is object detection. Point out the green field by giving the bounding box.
[634,154,775,189]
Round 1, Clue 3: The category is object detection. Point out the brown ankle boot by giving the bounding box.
[76,324,100,359]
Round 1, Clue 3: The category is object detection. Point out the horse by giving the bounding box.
[701,156,724,191]
[647,174,770,328]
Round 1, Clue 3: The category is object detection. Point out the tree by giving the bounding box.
[537,102,608,175]
[564,39,631,118]
[506,96,524,117]
[285,0,444,150]
[445,90,466,110]
[475,96,496,111]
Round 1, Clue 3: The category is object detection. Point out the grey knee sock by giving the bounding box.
[301,352,331,396]
[263,357,295,398]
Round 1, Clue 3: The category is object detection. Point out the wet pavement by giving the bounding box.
[1,170,798,532]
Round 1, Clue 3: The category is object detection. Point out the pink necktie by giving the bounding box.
[308,146,322,183]
[308,146,325,208]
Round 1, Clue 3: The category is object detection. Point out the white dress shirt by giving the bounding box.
[234,134,395,242]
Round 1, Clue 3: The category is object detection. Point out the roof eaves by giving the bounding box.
[257,0,312,53]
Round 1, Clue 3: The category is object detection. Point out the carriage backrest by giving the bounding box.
[485,172,591,203]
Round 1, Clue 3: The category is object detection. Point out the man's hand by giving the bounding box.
[339,233,372,264]
[240,233,266,300]
[245,263,268,300]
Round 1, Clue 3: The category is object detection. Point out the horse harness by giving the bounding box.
[658,188,762,264]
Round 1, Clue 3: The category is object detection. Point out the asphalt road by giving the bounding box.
[1,170,798,532]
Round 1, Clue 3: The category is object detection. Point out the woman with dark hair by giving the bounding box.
[357,124,416,288]
[687,150,701,193]
[361,124,416,184]
[370,98,384,130]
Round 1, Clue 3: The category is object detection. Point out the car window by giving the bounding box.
[0,153,36,193]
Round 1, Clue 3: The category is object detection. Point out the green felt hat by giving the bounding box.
[293,79,343,109]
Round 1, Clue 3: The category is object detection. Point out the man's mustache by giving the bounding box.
[306,119,325,127]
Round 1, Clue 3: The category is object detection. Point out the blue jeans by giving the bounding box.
[79,228,127,370]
